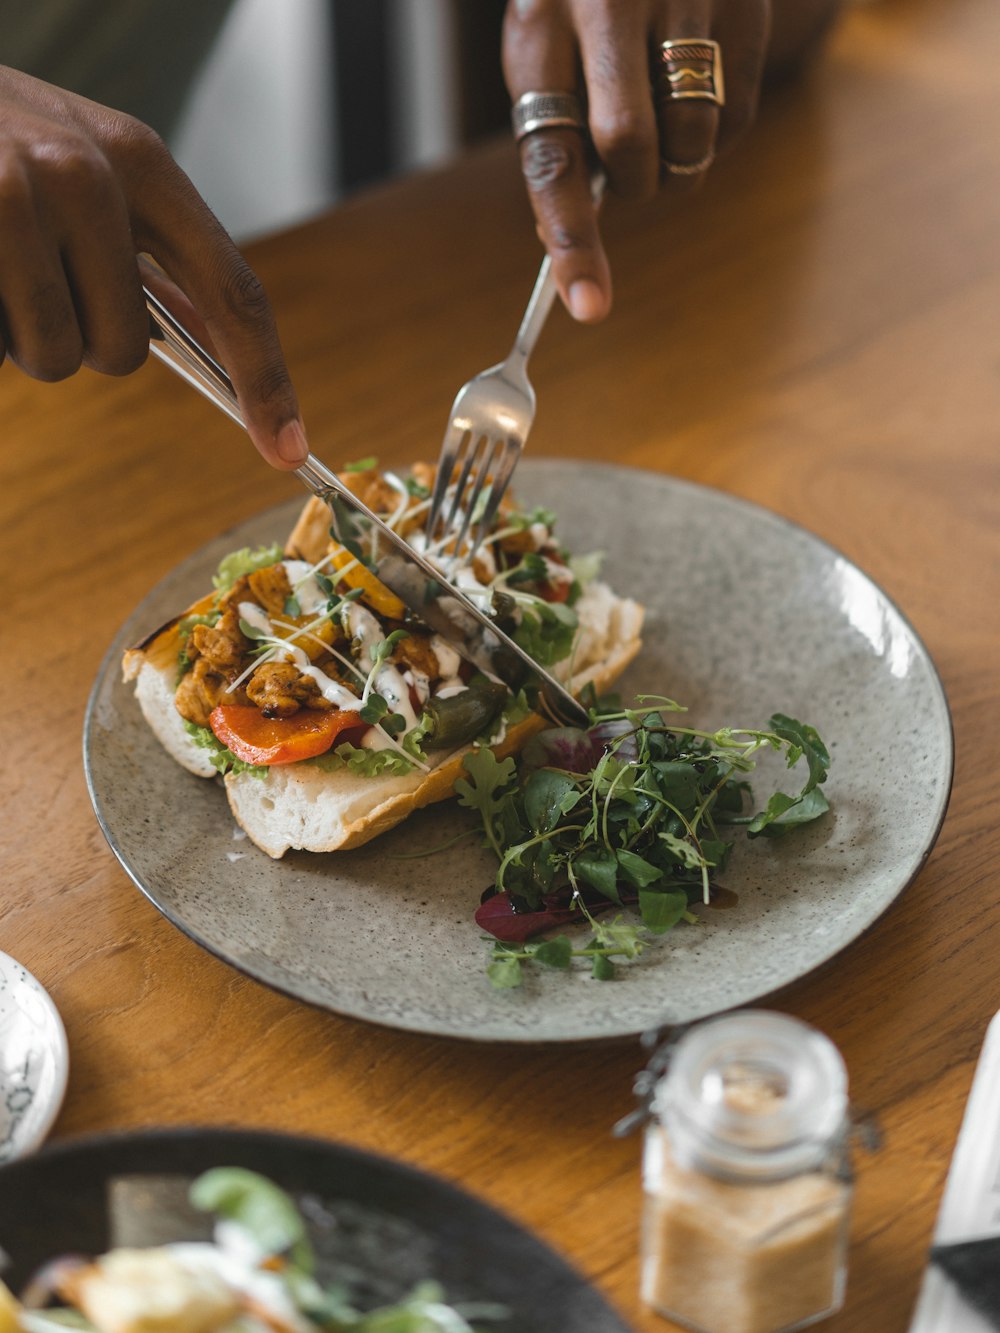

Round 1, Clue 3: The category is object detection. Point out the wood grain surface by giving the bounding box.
[2,1,998,1328]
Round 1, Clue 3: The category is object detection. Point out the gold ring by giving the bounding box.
[658,39,725,106]
[662,152,716,176]
[511,91,586,143]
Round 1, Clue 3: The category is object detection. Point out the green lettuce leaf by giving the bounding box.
[212,542,285,593]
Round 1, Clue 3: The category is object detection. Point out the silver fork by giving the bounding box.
[424,253,557,561]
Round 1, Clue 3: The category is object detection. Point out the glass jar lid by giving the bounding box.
[652,1010,849,1180]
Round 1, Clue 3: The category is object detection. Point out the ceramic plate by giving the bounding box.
[0,1126,629,1329]
[0,952,69,1164]
[84,461,953,1042]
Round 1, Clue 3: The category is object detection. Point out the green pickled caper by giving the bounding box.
[423,680,509,750]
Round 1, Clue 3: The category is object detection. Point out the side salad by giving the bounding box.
[456,696,831,989]
[1,1168,505,1332]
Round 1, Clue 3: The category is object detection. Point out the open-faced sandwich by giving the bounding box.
[123,461,644,858]
[1,1166,500,1332]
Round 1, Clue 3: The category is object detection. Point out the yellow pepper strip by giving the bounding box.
[330,544,405,620]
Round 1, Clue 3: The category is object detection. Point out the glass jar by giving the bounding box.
[640,1010,852,1333]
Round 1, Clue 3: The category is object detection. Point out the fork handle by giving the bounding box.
[511,256,558,364]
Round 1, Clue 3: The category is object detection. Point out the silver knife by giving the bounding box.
[144,287,588,727]
[908,1007,1000,1332]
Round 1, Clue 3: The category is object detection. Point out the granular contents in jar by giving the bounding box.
[641,1127,850,1333]
[713,1060,788,1118]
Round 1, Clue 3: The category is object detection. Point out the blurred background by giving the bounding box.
[5,0,511,240]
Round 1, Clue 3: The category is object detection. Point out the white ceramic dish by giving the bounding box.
[84,461,953,1042]
[0,951,69,1162]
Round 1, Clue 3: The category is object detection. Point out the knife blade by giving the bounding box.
[145,287,588,727]
[907,1007,1000,1332]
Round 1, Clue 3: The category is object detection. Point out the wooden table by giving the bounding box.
[2,0,998,1327]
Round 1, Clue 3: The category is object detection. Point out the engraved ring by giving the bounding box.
[658,39,725,106]
[512,91,586,144]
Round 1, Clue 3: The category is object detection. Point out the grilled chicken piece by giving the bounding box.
[340,467,401,515]
[220,565,291,619]
[246,662,335,717]
[174,658,229,727]
[246,563,292,616]
[392,631,441,681]
[188,607,250,676]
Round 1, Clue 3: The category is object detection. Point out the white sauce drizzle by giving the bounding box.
[282,559,328,615]
[237,601,271,635]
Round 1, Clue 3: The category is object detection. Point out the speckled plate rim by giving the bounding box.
[0,1125,632,1330]
[83,461,954,1043]
[0,951,70,1163]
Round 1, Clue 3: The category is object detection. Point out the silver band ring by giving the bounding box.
[658,39,725,106]
[662,152,716,176]
[512,91,586,143]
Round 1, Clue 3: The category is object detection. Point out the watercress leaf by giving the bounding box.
[638,888,689,934]
[658,831,707,872]
[714,777,751,814]
[650,760,703,811]
[699,838,731,869]
[455,748,520,860]
[487,953,523,989]
[768,713,831,792]
[532,935,574,969]
[455,748,517,815]
[590,915,645,959]
[189,1167,312,1270]
[574,846,621,903]
[591,953,616,981]
[748,786,831,838]
[523,769,578,834]
[616,848,663,888]
[343,455,377,472]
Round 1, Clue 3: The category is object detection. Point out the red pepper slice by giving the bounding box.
[209,704,367,766]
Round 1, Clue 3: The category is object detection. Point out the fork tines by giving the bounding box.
[425,429,521,564]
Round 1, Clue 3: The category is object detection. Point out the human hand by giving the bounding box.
[0,66,308,469]
[502,0,771,323]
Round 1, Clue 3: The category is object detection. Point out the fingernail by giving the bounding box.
[568,279,606,322]
[276,418,308,465]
